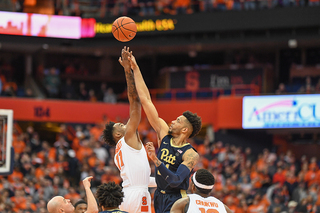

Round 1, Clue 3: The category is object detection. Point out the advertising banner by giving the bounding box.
[243,94,320,129]
[0,11,82,39]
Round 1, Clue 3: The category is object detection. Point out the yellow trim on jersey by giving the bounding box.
[170,138,190,148]
[180,190,187,198]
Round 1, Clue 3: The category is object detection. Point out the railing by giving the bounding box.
[149,84,260,101]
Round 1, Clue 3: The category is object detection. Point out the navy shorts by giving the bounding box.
[154,189,187,213]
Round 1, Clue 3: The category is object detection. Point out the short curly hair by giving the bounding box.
[183,111,202,138]
[96,182,124,208]
[102,121,117,146]
[192,169,215,194]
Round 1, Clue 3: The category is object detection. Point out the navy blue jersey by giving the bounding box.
[99,210,128,213]
[156,135,195,193]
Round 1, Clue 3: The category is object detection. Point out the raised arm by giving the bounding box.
[83,176,98,213]
[129,53,168,144]
[119,47,141,149]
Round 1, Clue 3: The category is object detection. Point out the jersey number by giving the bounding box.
[115,150,124,169]
[199,208,219,213]
[141,196,148,212]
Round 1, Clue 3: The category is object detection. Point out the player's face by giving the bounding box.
[169,115,186,135]
[114,123,126,134]
[74,203,87,213]
[60,197,74,213]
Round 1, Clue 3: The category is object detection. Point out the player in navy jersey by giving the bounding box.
[128,50,202,213]
[96,182,128,213]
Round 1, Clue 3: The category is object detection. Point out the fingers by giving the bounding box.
[146,142,154,147]
[83,176,93,181]
[118,57,122,63]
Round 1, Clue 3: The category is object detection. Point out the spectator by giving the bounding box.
[298,76,315,94]
[88,89,98,102]
[78,82,89,101]
[103,87,117,103]
[44,67,61,98]
[61,78,76,99]
[275,83,287,95]
[97,82,108,101]
[24,88,35,98]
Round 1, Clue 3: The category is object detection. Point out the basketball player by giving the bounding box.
[102,47,156,213]
[74,200,87,213]
[96,182,128,213]
[170,169,233,213]
[128,51,202,213]
[47,176,98,213]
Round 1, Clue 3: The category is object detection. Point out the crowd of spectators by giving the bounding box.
[4,0,320,19]
[55,0,320,18]
[1,116,320,212]
[276,76,320,95]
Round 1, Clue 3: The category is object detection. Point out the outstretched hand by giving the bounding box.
[128,52,138,71]
[119,46,132,71]
[82,176,93,189]
[146,142,157,161]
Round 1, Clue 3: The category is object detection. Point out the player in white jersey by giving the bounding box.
[170,169,233,213]
[102,47,156,213]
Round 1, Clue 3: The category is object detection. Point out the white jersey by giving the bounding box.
[187,194,227,213]
[114,137,151,213]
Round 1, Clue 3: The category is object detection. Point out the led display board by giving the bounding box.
[0,11,82,39]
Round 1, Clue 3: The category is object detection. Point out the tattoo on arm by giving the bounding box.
[183,151,199,170]
[125,69,139,102]
[183,199,190,213]
[155,158,161,167]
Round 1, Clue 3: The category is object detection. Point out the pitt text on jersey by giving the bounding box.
[160,148,176,165]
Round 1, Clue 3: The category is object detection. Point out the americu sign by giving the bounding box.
[242,94,320,129]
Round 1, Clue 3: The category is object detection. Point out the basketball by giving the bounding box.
[112,17,137,42]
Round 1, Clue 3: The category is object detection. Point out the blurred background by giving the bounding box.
[0,0,320,212]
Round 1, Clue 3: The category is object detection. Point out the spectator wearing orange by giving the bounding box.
[64,187,81,204]
[304,165,318,187]
[250,166,263,189]
[35,165,46,180]
[247,199,265,213]
[12,135,26,155]
[101,167,122,185]
[20,196,37,212]
[88,152,104,168]
[37,141,57,162]
[298,162,308,182]
[236,199,248,213]
[273,167,286,184]
[11,189,27,212]
[8,166,23,183]
[47,158,63,178]
[225,197,240,212]
[90,123,104,141]
[174,0,190,13]
[76,139,93,162]
[309,157,319,171]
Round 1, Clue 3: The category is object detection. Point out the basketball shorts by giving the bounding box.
[154,189,186,213]
[120,186,151,213]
